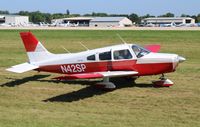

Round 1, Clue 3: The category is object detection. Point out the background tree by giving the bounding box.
[109,14,129,17]
[51,13,64,20]
[0,10,9,14]
[181,14,191,17]
[91,12,108,17]
[191,15,197,23]
[30,11,45,23]
[18,11,29,16]
[129,13,140,24]
[66,9,70,15]
[5,10,199,24]
[142,14,155,18]
[159,12,175,17]
[18,11,52,23]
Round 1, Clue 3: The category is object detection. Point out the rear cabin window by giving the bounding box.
[87,55,96,61]
[99,51,111,60]
[114,49,132,60]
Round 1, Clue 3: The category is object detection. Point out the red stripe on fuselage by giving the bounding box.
[37,60,174,76]
[134,62,173,76]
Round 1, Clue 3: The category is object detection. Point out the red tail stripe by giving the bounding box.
[20,32,38,52]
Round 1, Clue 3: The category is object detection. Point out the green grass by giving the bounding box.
[0,30,200,127]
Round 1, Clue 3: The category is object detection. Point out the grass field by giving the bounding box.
[0,30,200,127]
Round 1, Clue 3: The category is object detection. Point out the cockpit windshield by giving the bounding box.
[132,45,150,58]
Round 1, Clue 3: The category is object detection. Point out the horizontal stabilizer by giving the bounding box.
[53,71,138,80]
[6,62,38,73]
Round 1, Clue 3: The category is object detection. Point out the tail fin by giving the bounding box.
[20,32,54,63]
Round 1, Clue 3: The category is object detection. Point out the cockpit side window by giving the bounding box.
[114,49,132,60]
[132,45,150,58]
[87,54,96,61]
[132,46,140,57]
[99,51,111,60]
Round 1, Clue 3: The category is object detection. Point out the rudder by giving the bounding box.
[20,32,54,63]
[20,32,39,52]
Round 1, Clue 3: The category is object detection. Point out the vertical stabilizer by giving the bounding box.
[20,32,54,63]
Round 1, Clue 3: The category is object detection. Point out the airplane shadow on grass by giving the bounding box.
[42,78,154,103]
[1,74,154,102]
[0,75,50,87]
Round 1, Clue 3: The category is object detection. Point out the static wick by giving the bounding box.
[116,34,127,44]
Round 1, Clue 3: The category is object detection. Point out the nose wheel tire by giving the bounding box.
[153,74,174,87]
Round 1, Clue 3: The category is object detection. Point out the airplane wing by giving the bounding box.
[6,62,38,73]
[144,44,161,53]
[53,71,138,80]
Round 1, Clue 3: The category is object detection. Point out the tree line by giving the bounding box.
[0,10,200,24]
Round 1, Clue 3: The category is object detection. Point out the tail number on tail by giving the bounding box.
[61,64,86,73]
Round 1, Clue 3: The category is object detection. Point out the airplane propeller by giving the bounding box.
[178,56,186,63]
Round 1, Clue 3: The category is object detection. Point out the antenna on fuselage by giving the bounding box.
[79,42,89,51]
[116,34,127,44]
[60,45,71,53]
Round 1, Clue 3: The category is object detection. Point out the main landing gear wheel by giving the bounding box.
[95,77,116,90]
[152,74,174,87]
[124,76,139,82]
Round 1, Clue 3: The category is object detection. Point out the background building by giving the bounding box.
[52,17,93,27]
[142,17,195,27]
[51,17,132,27]
[0,15,29,26]
[5,15,29,25]
[90,17,132,27]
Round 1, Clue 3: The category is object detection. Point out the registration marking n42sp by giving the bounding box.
[60,64,86,73]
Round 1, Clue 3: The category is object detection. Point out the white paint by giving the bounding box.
[137,53,178,64]
[27,42,57,63]
[6,62,38,73]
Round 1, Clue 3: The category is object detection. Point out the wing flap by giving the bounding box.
[6,62,38,73]
[98,71,138,77]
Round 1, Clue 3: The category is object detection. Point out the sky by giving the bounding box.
[0,0,199,16]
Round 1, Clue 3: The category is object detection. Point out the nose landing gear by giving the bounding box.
[152,74,174,87]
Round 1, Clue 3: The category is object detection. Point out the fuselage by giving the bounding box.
[36,44,183,76]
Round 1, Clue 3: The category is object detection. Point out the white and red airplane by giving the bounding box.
[7,32,186,89]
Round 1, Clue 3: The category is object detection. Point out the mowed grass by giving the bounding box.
[0,30,200,127]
